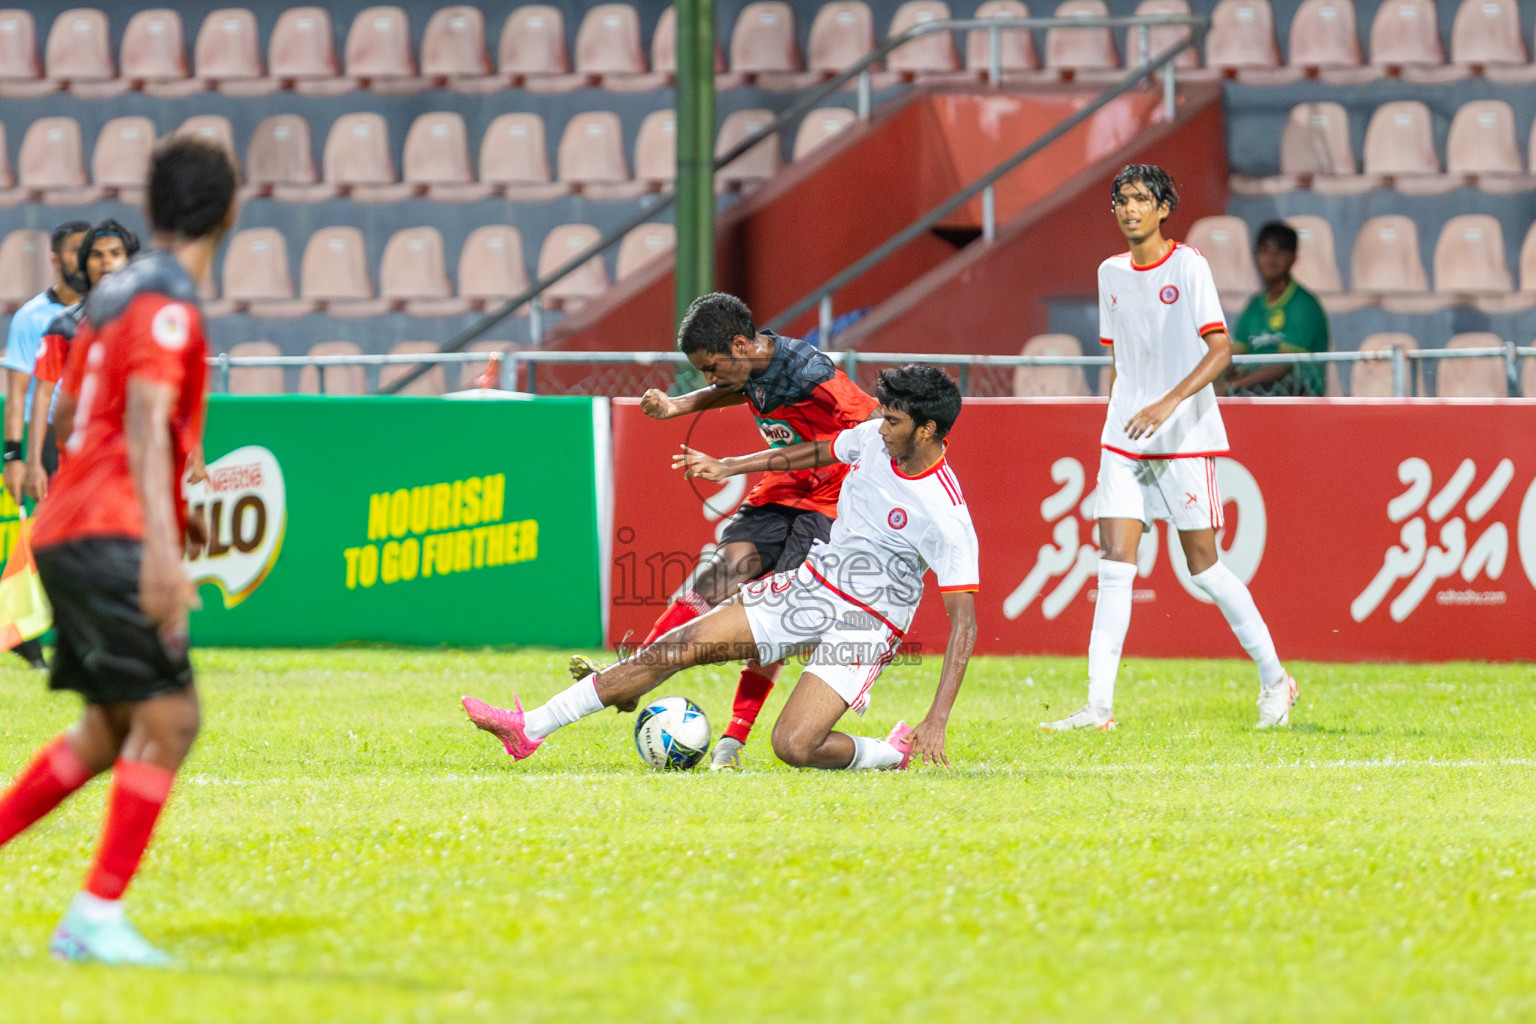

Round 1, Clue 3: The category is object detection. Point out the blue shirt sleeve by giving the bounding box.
[3,300,46,375]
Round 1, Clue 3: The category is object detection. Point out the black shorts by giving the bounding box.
[718,502,834,576]
[36,538,194,705]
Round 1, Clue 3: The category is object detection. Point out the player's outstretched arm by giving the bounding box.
[672,439,835,481]
[908,590,977,767]
[1125,329,1232,441]
[126,376,196,631]
[640,386,748,420]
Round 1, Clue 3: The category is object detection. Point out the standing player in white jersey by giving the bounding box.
[1041,164,1297,733]
[461,365,980,770]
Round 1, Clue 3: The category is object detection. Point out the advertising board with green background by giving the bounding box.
[186,395,610,647]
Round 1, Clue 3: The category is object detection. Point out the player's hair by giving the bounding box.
[50,220,91,258]
[1255,220,1298,253]
[677,292,756,355]
[146,137,238,240]
[877,365,962,440]
[1111,164,1179,217]
[78,218,141,277]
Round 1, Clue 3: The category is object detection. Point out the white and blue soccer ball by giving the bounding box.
[634,696,711,770]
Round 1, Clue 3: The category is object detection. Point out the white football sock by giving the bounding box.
[70,890,124,924]
[523,677,605,739]
[846,735,902,771]
[1086,559,1136,712]
[1189,561,1287,689]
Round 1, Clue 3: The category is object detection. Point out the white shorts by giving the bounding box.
[740,563,904,714]
[1095,449,1225,532]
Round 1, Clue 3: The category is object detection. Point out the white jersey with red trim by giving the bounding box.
[1097,241,1230,458]
[808,419,980,634]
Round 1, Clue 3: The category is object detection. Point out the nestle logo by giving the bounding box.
[207,463,263,493]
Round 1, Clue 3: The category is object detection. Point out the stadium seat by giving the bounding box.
[1369,0,1453,79]
[119,9,201,97]
[1448,0,1527,71]
[211,228,312,318]
[458,225,530,311]
[1184,215,1259,307]
[248,114,337,202]
[537,224,609,310]
[0,123,17,206]
[806,1,880,81]
[17,116,98,204]
[1446,100,1532,191]
[300,226,390,317]
[0,10,50,97]
[1431,214,1511,301]
[1013,334,1090,397]
[480,113,568,200]
[298,340,367,395]
[500,5,581,91]
[633,109,676,188]
[0,229,51,313]
[887,1,962,79]
[558,111,646,199]
[575,4,664,90]
[403,111,492,202]
[323,112,413,202]
[1351,332,1420,395]
[966,0,1041,79]
[1278,102,1362,194]
[225,341,286,395]
[193,8,272,96]
[1045,0,1121,81]
[92,116,155,204]
[716,109,783,192]
[731,2,803,87]
[1285,215,1343,291]
[1351,215,1430,299]
[380,226,469,317]
[1436,331,1509,396]
[793,106,858,159]
[1128,0,1202,72]
[344,5,425,93]
[176,114,237,159]
[648,6,732,89]
[421,5,494,89]
[1287,0,1367,76]
[1361,100,1455,193]
[1206,0,1291,80]
[270,7,350,94]
[380,341,446,396]
[45,7,122,97]
[616,222,675,279]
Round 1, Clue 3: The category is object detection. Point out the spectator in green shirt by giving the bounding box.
[1223,221,1331,397]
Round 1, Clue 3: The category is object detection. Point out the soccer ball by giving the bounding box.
[634,696,711,770]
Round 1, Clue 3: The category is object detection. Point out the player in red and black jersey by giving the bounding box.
[610,293,878,769]
[0,137,237,966]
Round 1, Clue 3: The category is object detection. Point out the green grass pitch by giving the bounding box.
[1,648,1535,1023]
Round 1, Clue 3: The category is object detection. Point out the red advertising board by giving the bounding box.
[610,398,1536,662]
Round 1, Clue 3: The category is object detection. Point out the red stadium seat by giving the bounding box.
[298,340,367,395]
[0,229,51,312]
[1285,215,1344,293]
[212,228,315,318]
[323,112,413,202]
[1185,215,1259,308]
[1446,100,1532,191]
[0,10,50,97]
[716,108,782,192]
[92,116,155,203]
[807,1,879,77]
[1351,333,1420,395]
[1362,100,1454,193]
[633,109,676,188]
[1448,0,1526,68]
[538,224,609,310]
[647,5,731,88]
[1287,0,1365,73]
[1272,101,1363,195]
[18,116,98,204]
[793,106,858,159]
[421,5,493,87]
[248,114,338,202]
[888,1,961,78]
[0,122,17,205]
[1351,215,1430,306]
[500,5,581,91]
[381,226,469,317]
[1128,0,1202,72]
[1013,334,1090,397]
[459,225,530,311]
[176,114,236,160]
[616,222,675,279]
[46,8,122,96]
[1045,0,1121,80]
[1435,332,1508,396]
[558,111,646,199]
[574,3,659,90]
[404,111,493,202]
[380,341,446,396]
[967,1,1041,78]
[731,1,803,86]
[300,226,390,317]
[195,8,275,95]
[1369,0,1452,78]
[480,113,568,200]
[344,5,425,93]
[120,9,201,96]
[1205,0,1289,80]
[1433,214,1512,297]
[270,7,350,94]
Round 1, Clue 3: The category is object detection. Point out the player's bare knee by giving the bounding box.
[770,718,820,767]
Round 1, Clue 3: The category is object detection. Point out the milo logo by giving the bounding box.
[757,419,802,448]
[185,445,286,607]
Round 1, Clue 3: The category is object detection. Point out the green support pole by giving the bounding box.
[674,0,715,373]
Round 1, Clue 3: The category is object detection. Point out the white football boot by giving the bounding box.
[1256,674,1298,729]
[1039,705,1117,732]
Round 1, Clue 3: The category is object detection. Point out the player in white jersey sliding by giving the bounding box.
[1041,164,1297,733]
[462,365,980,770]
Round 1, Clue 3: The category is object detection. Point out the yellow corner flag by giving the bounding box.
[0,509,51,649]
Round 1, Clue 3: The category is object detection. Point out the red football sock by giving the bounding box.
[724,669,776,745]
[0,734,95,847]
[643,590,710,645]
[84,759,176,901]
